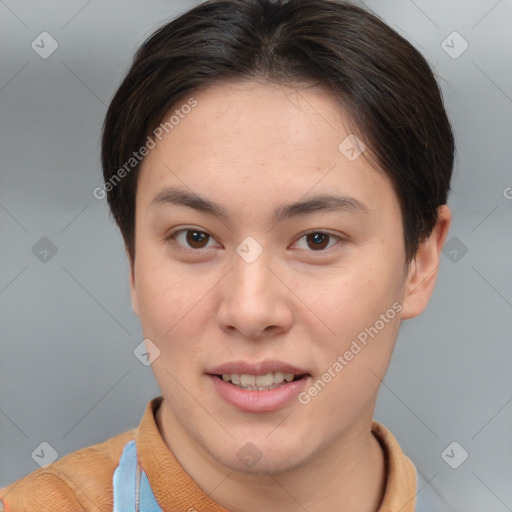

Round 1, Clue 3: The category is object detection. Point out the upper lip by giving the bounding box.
[208,360,310,376]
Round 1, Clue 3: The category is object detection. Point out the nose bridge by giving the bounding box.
[217,242,292,338]
[231,244,275,302]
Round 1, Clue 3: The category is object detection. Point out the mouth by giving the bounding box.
[213,372,309,391]
[207,361,311,412]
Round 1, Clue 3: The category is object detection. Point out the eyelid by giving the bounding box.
[166,227,222,250]
[166,226,345,252]
[290,229,344,251]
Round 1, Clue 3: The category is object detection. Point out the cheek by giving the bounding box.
[133,255,182,335]
[133,255,217,361]
[295,256,404,403]
[299,272,402,420]
[304,260,403,339]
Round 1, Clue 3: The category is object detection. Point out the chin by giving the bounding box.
[222,450,311,476]
[203,431,316,476]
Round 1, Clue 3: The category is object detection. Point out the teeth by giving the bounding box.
[255,373,274,387]
[219,371,302,389]
[240,374,256,386]
[273,371,285,384]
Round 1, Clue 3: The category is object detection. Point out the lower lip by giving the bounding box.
[209,375,309,412]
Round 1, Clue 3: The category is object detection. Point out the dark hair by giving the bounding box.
[101,0,454,264]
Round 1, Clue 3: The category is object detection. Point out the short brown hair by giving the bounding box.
[101,0,455,264]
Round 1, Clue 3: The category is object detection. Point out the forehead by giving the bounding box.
[166,80,351,157]
[137,80,394,215]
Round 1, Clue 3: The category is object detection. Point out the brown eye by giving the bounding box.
[185,230,210,248]
[168,229,216,250]
[306,232,330,250]
[293,231,341,252]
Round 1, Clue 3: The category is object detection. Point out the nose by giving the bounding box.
[217,249,293,341]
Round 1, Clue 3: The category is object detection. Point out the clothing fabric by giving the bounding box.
[112,440,163,512]
[1,395,433,511]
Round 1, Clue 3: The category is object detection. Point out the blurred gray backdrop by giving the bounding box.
[1,0,511,510]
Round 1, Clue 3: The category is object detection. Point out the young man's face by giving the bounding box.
[129,81,442,474]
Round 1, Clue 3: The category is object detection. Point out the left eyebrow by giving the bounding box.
[273,194,370,221]
[149,186,370,221]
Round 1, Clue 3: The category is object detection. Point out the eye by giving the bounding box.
[293,231,341,251]
[167,229,219,250]
[166,228,342,252]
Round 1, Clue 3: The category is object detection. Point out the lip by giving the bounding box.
[209,374,309,412]
[207,360,310,413]
[208,360,309,376]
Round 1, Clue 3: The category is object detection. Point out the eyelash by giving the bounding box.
[165,228,344,253]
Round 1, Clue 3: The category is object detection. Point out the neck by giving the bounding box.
[156,403,387,512]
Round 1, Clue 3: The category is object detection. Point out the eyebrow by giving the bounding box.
[149,186,369,221]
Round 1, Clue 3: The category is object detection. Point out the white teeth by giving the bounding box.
[273,371,285,384]
[255,373,274,387]
[240,374,256,386]
[219,371,302,389]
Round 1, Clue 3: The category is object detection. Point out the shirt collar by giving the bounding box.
[137,396,417,511]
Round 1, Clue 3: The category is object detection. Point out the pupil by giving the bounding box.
[307,233,328,250]
[187,230,207,248]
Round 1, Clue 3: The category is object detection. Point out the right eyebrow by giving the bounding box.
[149,186,370,221]
[149,187,230,220]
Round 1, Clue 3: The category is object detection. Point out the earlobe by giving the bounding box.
[401,205,452,320]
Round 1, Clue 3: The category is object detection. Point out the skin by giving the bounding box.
[128,80,451,512]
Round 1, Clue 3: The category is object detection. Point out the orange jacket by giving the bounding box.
[0,396,418,511]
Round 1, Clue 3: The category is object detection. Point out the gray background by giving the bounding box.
[1,0,511,510]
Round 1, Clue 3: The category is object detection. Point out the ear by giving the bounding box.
[401,205,451,320]
[126,247,140,317]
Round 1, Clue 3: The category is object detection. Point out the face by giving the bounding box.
[129,81,415,474]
